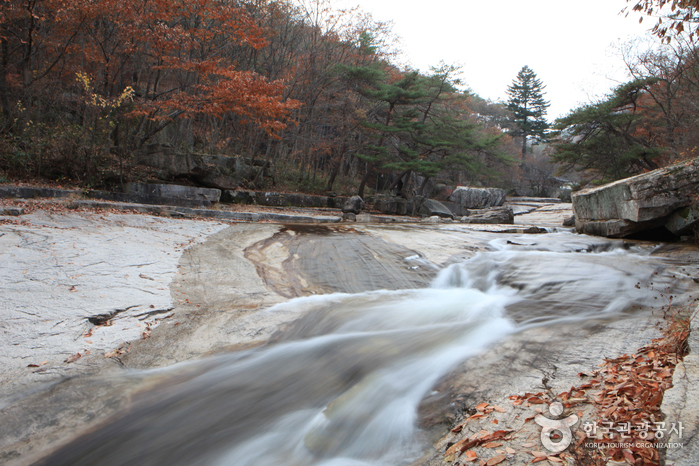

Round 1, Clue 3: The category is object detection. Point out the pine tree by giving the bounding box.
[506,66,550,160]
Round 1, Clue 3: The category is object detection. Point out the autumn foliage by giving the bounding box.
[0,0,519,192]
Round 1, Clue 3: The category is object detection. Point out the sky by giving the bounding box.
[338,0,654,120]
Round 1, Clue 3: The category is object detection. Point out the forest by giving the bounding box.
[1,0,698,197]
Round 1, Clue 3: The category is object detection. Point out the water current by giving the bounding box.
[37,232,692,466]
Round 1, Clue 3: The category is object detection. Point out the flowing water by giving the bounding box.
[35,231,695,466]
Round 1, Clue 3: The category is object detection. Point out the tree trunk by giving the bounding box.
[0,39,10,123]
[385,169,410,193]
[358,164,372,198]
[325,145,347,192]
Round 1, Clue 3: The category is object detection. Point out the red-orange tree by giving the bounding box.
[0,0,298,180]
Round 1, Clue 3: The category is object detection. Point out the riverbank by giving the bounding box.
[1,194,697,465]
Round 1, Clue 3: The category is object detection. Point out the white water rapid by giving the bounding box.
[38,233,682,466]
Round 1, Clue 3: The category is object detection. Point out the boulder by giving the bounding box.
[573,158,699,237]
[460,206,514,224]
[192,166,239,190]
[221,190,254,204]
[449,187,507,209]
[342,196,365,214]
[413,197,454,218]
[373,196,413,216]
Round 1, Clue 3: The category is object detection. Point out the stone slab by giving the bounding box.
[125,182,221,203]
[573,158,699,224]
[68,200,342,223]
[0,186,77,199]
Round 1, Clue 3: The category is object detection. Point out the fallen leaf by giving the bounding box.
[464,450,478,459]
[547,456,563,463]
[64,352,82,363]
[505,446,516,454]
[530,451,548,458]
[475,402,490,412]
[483,442,503,448]
[492,405,506,413]
[445,438,477,456]
[622,449,636,463]
[485,454,506,465]
[531,457,548,464]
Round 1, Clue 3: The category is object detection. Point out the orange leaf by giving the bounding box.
[475,402,490,412]
[485,454,506,465]
[483,442,503,448]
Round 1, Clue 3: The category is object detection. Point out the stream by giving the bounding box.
[32,230,696,466]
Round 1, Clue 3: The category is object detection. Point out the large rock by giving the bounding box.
[342,196,365,214]
[373,196,414,216]
[135,145,242,190]
[449,187,507,209]
[414,197,454,218]
[460,206,514,224]
[573,158,699,237]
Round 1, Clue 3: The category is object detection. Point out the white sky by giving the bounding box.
[339,0,654,120]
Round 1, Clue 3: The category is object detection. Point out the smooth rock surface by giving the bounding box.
[0,211,228,400]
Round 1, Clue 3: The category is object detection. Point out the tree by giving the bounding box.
[506,66,550,159]
[342,63,506,197]
[551,79,663,184]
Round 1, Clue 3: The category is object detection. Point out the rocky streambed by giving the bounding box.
[0,201,698,465]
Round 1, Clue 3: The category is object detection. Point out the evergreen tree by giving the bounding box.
[551,78,662,184]
[341,64,505,197]
[506,66,551,159]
